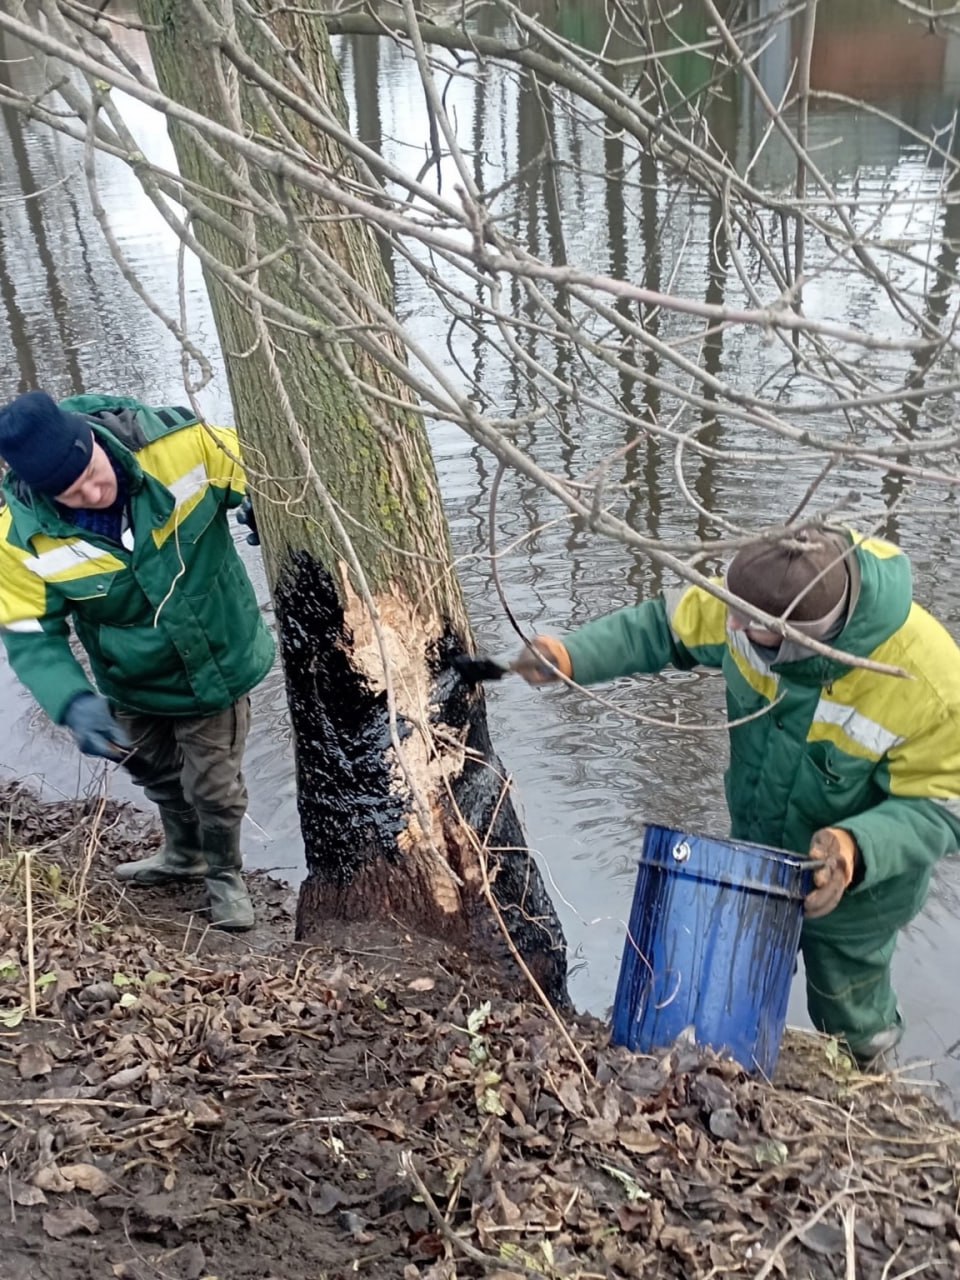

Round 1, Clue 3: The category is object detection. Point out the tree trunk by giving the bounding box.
[139,0,567,1005]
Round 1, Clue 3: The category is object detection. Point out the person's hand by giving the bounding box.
[511,636,572,686]
[62,693,131,761]
[804,827,858,918]
[236,495,260,546]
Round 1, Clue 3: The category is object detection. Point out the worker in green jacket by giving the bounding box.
[513,529,960,1069]
[0,391,275,931]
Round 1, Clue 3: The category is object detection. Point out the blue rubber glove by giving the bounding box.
[236,495,260,546]
[62,693,131,761]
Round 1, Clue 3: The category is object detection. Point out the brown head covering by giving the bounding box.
[726,530,850,624]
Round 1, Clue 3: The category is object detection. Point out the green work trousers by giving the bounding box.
[799,867,931,1056]
[112,696,251,832]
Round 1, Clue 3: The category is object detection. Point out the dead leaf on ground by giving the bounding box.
[407,977,435,992]
[59,1162,112,1196]
[708,1108,740,1141]
[112,1263,151,1280]
[18,1042,53,1079]
[34,1161,110,1196]
[420,1254,456,1278]
[104,1063,147,1090]
[616,1202,651,1233]
[11,1180,47,1206]
[42,1206,100,1239]
[618,1125,661,1155]
[338,1209,373,1243]
[798,1221,847,1256]
[312,1181,344,1215]
[33,1165,77,1194]
[185,1095,223,1127]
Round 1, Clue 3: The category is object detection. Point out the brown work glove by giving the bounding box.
[804,827,858,918]
[511,636,573,686]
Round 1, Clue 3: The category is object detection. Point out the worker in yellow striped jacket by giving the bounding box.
[513,529,960,1069]
[0,391,275,931]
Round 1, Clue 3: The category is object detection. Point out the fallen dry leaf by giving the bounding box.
[407,977,435,992]
[17,1042,53,1079]
[34,1162,110,1196]
[11,1180,47,1207]
[59,1162,111,1196]
[42,1206,100,1239]
[33,1165,77,1194]
[104,1063,147,1090]
[185,1095,223,1127]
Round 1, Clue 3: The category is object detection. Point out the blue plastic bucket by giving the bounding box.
[611,825,813,1076]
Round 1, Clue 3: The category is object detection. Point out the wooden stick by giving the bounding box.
[755,1188,853,1280]
[0,1097,147,1110]
[22,854,36,1019]
[844,1204,856,1280]
[400,1150,544,1276]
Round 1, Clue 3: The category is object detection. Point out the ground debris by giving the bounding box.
[0,781,958,1279]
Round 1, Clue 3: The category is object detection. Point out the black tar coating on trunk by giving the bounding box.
[274,550,568,1009]
[432,631,569,1010]
[274,550,407,885]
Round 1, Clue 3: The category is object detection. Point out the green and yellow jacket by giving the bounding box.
[0,395,275,722]
[562,533,960,889]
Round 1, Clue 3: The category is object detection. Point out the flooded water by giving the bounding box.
[2,0,960,1089]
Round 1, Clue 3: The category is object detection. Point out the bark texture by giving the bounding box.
[140,0,567,1004]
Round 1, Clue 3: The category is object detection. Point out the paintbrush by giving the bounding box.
[451,653,513,686]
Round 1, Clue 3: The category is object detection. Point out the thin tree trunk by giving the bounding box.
[140,0,568,1005]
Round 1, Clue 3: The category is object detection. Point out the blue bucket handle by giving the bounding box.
[631,854,819,901]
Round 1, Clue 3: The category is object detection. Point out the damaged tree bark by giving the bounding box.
[139,0,567,1003]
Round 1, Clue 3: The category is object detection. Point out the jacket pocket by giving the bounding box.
[180,550,264,695]
[55,578,113,604]
[798,742,878,824]
[94,620,183,685]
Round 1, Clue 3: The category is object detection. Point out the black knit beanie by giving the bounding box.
[0,391,94,496]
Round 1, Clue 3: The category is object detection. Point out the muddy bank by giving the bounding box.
[0,781,958,1280]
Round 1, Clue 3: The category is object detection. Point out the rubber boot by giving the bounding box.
[115,806,208,886]
[848,1021,904,1073]
[201,825,255,931]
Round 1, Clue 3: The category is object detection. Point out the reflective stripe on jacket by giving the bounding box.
[0,395,275,721]
[561,533,960,889]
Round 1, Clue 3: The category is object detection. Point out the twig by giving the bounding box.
[793,0,818,328]
[755,1188,855,1280]
[0,1097,149,1110]
[20,854,36,1019]
[399,1150,547,1276]
[844,1203,856,1280]
[71,787,108,928]
[881,1244,906,1280]
[449,770,596,1091]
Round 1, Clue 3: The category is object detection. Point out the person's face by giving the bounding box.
[727,609,782,649]
[55,442,117,510]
